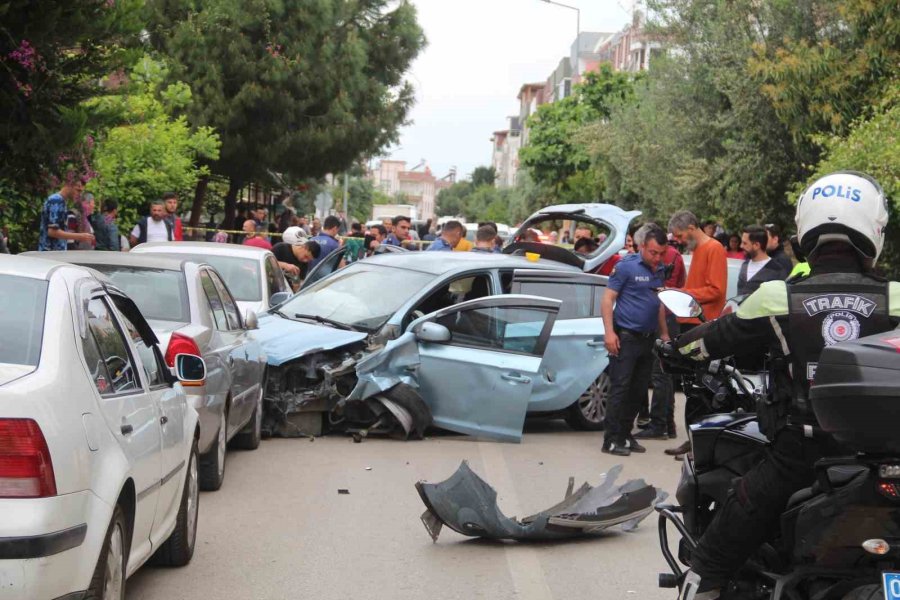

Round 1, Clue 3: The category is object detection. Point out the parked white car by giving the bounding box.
[0,254,203,599]
[131,241,291,314]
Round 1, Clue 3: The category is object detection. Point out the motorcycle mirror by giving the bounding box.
[659,289,704,319]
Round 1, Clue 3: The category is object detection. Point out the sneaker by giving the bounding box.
[602,441,631,456]
[668,426,678,439]
[634,428,668,440]
[636,417,651,428]
[625,437,647,453]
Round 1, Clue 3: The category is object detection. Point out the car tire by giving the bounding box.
[85,505,127,600]
[153,441,199,567]
[841,585,881,600]
[383,383,432,440]
[565,369,610,431]
[232,383,264,450]
[199,411,227,491]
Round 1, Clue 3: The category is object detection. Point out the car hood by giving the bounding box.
[511,203,641,272]
[252,313,368,367]
[0,364,36,387]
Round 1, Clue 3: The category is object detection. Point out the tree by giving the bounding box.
[471,166,496,187]
[519,65,641,201]
[146,0,426,227]
[87,56,221,229]
[0,0,144,184]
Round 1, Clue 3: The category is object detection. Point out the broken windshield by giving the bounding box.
[279,263,434,331]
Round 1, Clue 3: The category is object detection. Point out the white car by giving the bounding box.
[0,254,203,599]
[132,241,291,314]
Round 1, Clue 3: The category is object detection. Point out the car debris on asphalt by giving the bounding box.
[414,461,666,542]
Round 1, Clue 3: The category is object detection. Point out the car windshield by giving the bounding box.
[279,263,434,331]
[88,266,190,323]
[0,275,48,367]
[177,255,261,301]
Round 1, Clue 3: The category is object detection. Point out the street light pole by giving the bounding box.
[538,0,580,41]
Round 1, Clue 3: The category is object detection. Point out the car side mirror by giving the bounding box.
[269,291,291,307]
[659,289,704,320]
[416,322,451,343]
[175,354,206,387]
[244,310,259,330]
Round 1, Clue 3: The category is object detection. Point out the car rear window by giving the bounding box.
[0,275,48,366]
[88,266,190,323]
[174,255,261,302]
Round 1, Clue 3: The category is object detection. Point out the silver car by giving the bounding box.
[33,252,268,491]
[131,241,291,314]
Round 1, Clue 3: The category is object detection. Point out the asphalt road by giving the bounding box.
[128,411,688,600]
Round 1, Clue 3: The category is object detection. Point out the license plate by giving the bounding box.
[883,572,900,600]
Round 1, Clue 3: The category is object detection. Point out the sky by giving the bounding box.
[382,0,634,180]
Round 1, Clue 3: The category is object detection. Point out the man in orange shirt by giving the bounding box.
[665,210,727,457]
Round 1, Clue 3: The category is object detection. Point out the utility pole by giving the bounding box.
[342,172,349,225]
[539,0,580,42]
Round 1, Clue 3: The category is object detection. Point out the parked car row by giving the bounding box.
[3,244,280,599]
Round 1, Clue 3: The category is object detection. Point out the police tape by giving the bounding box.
[181,226,436,245]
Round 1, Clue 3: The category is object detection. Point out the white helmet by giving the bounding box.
[795,171,888,268]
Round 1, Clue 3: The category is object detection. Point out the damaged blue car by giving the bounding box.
[254,203,641,442]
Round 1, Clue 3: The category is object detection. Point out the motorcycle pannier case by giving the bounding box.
[811,332,900,453]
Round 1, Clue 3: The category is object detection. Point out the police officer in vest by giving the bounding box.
[676,171,900,599]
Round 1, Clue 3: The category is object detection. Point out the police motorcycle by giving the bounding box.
[654,289,900,600]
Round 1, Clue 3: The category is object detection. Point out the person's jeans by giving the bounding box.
[604,330,655,446]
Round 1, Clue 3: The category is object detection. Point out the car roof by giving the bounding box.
[135,241,271,258]
[361,251,581,275]
[0,253,75,280]
[27,251,199,272]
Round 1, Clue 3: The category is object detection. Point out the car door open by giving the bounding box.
[410,294,560,443]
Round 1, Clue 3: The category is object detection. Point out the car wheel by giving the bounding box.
[841,585,881,600]
[85,505,127,600]
[153,441,199,567]
[199,411,226,491]
[232,384,263,450]
[565,369,610,431]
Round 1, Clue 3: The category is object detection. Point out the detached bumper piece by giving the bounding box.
[415,462,666,542]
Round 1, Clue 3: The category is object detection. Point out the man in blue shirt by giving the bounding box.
[383,215,415,249]
[39,178,92,251]
[426,220,464,251]
[309,215,342,268]
[600,223,670,456]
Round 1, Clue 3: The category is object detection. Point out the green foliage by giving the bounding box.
[519,65,641,200]
[87,56,221,228]
[471,166,496,187]
[147,0,426,193]
[0,0,145,185]
[748,0,900,141]
[326,176,385,225]
[803,85,900,277]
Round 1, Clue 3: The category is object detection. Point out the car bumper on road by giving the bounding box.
[0,490,112,600]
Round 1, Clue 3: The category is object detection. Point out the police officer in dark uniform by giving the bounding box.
[676,171,900,599]
[601,224,671,456]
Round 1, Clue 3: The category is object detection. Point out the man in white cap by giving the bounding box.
[272,226,321,287]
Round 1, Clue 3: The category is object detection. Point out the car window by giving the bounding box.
[516,281,596,319]
[168,254,262,301]
[83,297,140,395]
[265,256,288,297]
[86,265,190,323]
[434,305,552,356]
[118,311,167,388]
[209,270,242,330]
[407,274,492,326]
[0,275,47,367]
[200,270,227,330]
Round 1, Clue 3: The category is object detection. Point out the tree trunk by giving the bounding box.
[190,175,209,234]
[224,178,242,230]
